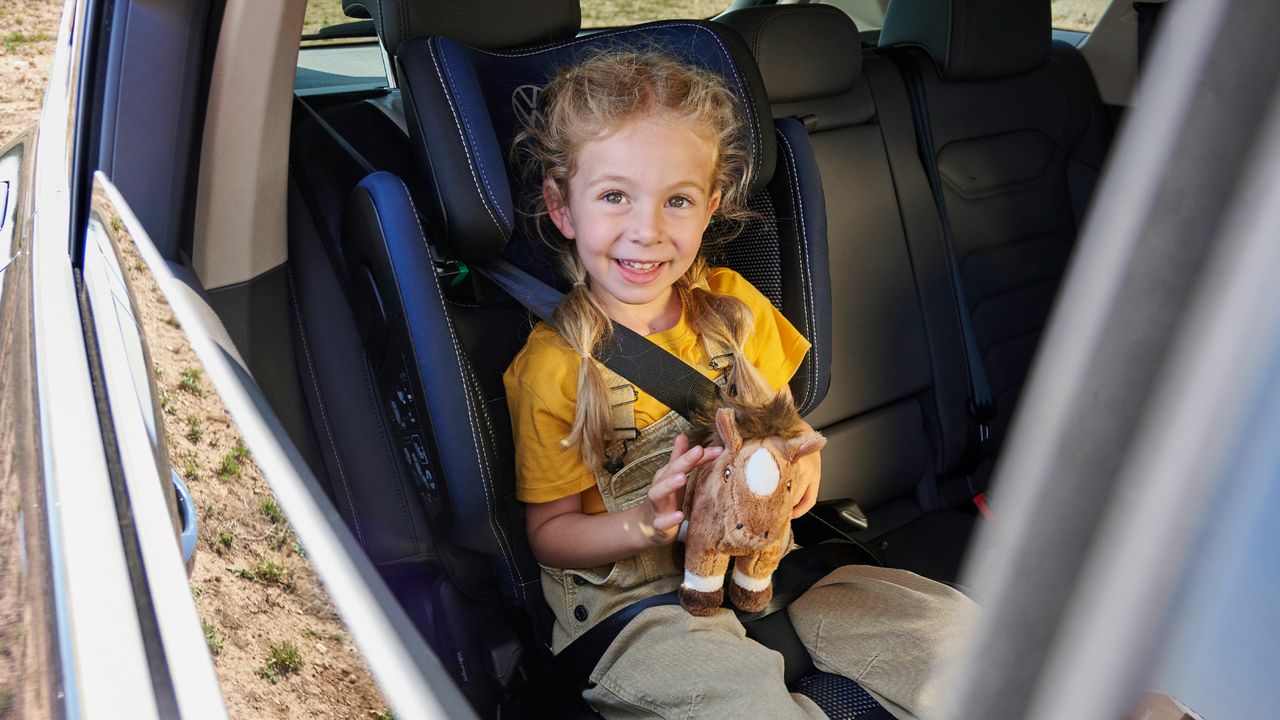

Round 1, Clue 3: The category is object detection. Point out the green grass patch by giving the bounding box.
[159,386,176,415]
[185,414,204,444]
[3,31,54,52]
[218,532,234,549]
[178,367,205,397]
[255,641,304,684]
[202,619,226,656]
[231,560,289,586]
[217,451,242,479]
[182,451,199,481]
[260,498,282,524]
[369,710,395,720]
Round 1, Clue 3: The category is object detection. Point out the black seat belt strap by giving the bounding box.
[476,260,720,423]
[291,105,723,423]
[888,51,996,442]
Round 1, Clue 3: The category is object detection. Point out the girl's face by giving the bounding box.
[546,115,722,332]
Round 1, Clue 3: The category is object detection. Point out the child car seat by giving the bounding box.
[300,1,891,716]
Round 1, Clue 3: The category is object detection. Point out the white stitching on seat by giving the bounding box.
[437,45,513,229]
[423,41,509,240]
[776,129,820,414]
[286,267,366,547]
[388,176,527,600]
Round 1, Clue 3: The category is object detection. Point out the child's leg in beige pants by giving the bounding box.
[786,564,977,720]
[584,565,975,720]
[583,605,827,719]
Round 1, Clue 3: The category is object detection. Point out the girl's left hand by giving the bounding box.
[790,451,821,519]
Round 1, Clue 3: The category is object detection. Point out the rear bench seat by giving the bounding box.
[719,4,979,580]
[879,0,1112,481]
[718,0,1110,580]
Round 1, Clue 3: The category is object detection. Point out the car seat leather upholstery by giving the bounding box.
[879,0,1051,81]
[718,5,980,580]
[880,0,1112,475]
[343,0,580,52]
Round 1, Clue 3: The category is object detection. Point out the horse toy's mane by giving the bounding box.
[678,369,826,616]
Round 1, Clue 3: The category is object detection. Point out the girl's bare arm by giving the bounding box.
[525,437,721,568]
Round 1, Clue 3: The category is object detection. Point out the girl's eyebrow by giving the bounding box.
[583,173,630,188]
[581,173,710,196]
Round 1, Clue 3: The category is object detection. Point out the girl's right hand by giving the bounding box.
[643,434,723,546]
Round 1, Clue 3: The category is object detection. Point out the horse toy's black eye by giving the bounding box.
[723,466,732,482]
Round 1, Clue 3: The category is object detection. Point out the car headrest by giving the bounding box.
[396,21,777,265]
[879,0,1051,81]
[717,4,863,105]
[343,0,580,53]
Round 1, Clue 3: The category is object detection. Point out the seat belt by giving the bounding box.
[294,95,722,423]
[476,260,720,423]
[887,51,997,446]
[1134,2,1165,72]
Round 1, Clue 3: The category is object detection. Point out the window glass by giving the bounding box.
[813,0,889,32]
[303,0,350,36]
[580,0,730,29]
[296,0,388,95]
[1052,0,1111,32]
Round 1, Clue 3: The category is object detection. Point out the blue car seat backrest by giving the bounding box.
[338,7,832,620]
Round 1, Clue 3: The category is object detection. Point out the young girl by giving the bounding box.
[504,51,973,720]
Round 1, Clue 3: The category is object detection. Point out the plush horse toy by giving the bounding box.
[678,386,826,616]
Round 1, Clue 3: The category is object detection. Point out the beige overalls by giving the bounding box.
[540,347,976,720]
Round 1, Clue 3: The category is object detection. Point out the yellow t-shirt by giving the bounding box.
[503,267,811,513]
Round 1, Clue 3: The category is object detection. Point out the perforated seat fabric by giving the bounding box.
[793,672,894,719]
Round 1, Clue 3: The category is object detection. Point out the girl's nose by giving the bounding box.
[627,204,665,244]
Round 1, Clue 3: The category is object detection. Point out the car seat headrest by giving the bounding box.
[343,0,581,53]
[878,0,1051,81]
[397,21,777,265]
[717,5,863,105]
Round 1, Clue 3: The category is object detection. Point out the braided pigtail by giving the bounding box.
[552,254,616,470]
[681,259,773,405]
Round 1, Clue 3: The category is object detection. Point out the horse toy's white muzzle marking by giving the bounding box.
[744,448,780,496]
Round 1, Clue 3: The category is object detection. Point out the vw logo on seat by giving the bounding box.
[512,84,542,128]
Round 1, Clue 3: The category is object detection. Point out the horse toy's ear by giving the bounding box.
[715,407,743,453]
[786,431,827,462]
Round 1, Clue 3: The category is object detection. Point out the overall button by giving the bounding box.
[573,605,589,622]
[573,575,588,586]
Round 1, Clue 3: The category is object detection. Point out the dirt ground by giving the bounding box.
[0,1,58,146]
[110,209,390,719]
[1,2,390,717]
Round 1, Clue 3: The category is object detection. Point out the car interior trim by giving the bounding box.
[100,174,478,718]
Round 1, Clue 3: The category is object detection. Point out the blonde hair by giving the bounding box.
[514,50,759,470]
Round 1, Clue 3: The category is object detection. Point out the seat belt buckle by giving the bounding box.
[973,492,995,521]
[434,259,470,287]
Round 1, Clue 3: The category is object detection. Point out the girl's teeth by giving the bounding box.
[620,260,659,271]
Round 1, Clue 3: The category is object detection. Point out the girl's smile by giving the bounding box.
[546,115,722,335]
